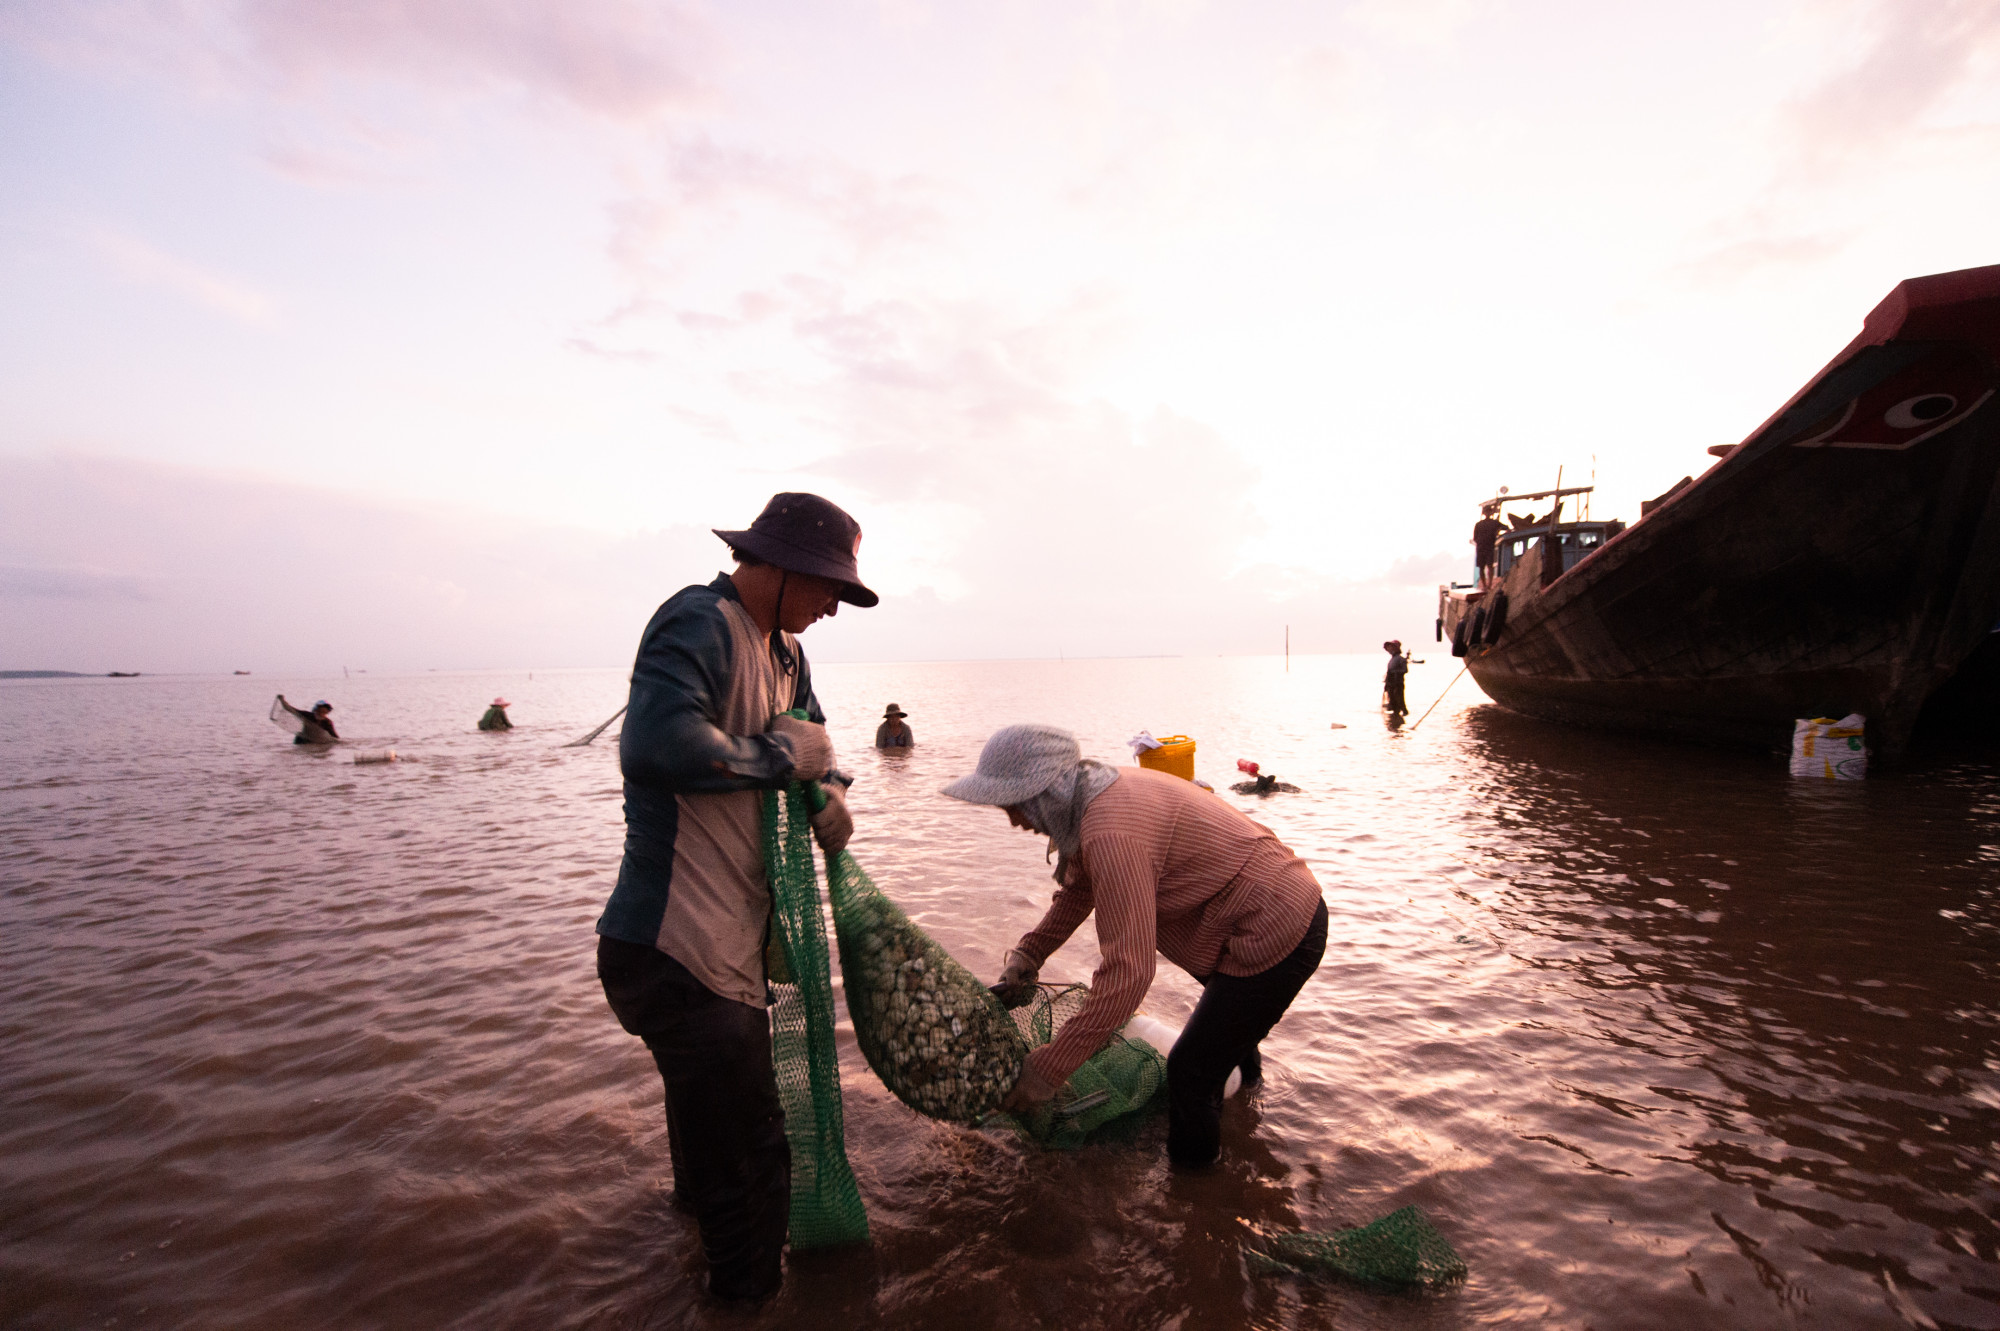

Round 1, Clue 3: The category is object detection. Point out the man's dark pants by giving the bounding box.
[1166,899,1329,1167]
[598,937,791,1300]
[1385,676,1408,713]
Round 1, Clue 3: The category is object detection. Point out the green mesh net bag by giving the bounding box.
[1248,1205,1467,1291]
[826,848,1029,1123]
[761,783,870,1249]
[1008,984,1169,1148]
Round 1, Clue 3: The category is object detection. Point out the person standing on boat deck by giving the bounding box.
[946,724,1327,1168]
[478,697,513,731]
[875,703,913,749]
[1383,640,1410,715]
[593,492,877,1304]
[1472,504,1504,588]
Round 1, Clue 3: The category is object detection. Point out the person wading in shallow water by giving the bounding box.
[276,695,338,744]
[943,724,1328,1169]
[478,697,513,731]
[1382,640,1411,716]
[593,492,876,1304]
[874,703,913,749]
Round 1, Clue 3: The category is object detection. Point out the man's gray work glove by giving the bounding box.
[765,714,834,782]
[809,781,853,854]
[989,948,1039,1009]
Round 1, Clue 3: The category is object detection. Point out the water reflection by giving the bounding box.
[1,665,1996,1329]
[1447,705,2000,1326]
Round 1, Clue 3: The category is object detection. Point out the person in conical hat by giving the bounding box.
[593,491,878,1304]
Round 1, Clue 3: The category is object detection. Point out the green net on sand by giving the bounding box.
[1248,1205,1467,1291]
[762,783,870,1250]
[1009,984,1169,1148]
[826,848,1029,1123]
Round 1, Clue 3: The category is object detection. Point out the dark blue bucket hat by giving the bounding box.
[714,492,879,608]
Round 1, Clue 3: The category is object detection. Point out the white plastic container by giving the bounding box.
[352,749,399,765]
[1789,715,1866,780]
[1120,1012,1244,1097]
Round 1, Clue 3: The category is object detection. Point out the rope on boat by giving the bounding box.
[1407,663,1471,732]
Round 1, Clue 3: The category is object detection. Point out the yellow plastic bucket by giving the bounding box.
[1137,735,1196,782]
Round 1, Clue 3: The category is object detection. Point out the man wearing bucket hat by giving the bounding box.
[594,492,877,1303]
[478,697,513,730]
[942,724,1328,1168]
[875,703,913,749]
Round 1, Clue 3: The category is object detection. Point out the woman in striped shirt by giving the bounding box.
[943,724,1327,1167]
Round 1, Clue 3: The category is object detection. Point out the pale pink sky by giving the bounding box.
[5,0,2000,671]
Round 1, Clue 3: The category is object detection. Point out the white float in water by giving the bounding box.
[352,749,398,765]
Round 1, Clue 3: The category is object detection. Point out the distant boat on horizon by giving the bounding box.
[1439,261,2000,766]
[106,671,140,678]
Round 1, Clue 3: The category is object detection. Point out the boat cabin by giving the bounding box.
[1438,484,1627,654]
[1474,484,1621,580]
[1495,520,1620,577]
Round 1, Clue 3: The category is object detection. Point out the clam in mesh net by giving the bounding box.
[1248,1205,1467,1291]
[761,783,870,1250]
[826,848,1028,1123]
[1009,984,1170,1149]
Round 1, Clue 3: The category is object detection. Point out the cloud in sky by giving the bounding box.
[0,563,157,602]
[1680,0,2000,282]
[242,0,711,119]
[1783,0,2000,176]
[4,0,711,120]
[0,454,1455,672]
[0,454,713,673]
[92,227,273,323]
[8,1,2000,669]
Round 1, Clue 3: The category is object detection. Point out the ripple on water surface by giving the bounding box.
[1,661,1997,1329]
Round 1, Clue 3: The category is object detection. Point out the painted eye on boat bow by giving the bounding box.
[1883,394,1957,429]
[1791,346,1996,450]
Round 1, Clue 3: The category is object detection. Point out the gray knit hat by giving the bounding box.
[940,724,1080,806]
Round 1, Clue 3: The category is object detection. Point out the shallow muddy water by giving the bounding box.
[2,656,1996,1329]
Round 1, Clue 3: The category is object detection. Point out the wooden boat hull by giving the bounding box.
[1443,264,2000,763]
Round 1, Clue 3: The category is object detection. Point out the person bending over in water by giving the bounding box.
[478,697,513,731]
[277,695,338,744]
[943,724,1327,1168]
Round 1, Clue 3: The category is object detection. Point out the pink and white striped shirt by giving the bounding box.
[1013,766,1323,1093]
